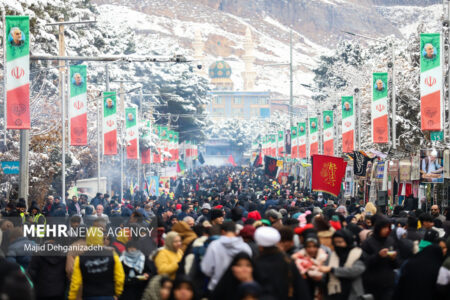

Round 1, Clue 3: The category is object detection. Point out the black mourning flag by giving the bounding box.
[264,156,278,178]
[352,151,372,176]
[198,152,205,164]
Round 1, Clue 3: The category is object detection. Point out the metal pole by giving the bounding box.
[18,130,29,207]
[318,110,322,154]
[289,29,293,129]
[392,44,397,149]
[97,90,101,192]
[3,10,7,147]
[120,81,124,201]
[138,88,143,191]
[355,90,361,149]
[61,71,66,204]
[105,64,110,91]
[333,109,337,156]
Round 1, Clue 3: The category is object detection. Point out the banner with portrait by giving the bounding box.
[125,106,138,160]
[372,72,389,143]
[102,91,117,155]
[420,33,443,131]
[420,149,444,183]
[5,16,30,129]
[341,96,355,153]
[298,122,307,159]
[309,117,319,156]
[323,111,334,156]
[291,126,298,159]
[69,65,87,145]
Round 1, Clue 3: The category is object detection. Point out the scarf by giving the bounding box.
[121,250,145,278]
[327,247,362,295]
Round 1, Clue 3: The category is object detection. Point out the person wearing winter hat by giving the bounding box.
[195,203,211,225]
[247,210,262,221]
[265,209,283,229]
[210,209,224,226]
[253,226,312,300]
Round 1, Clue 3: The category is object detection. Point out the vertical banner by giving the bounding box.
[285,130,291,155]
[160,126,168,160]
[298,122,307,159]
[153,126,161,163]
[168,130,174,161]
[270,135,275,157]
[291,126,298,159]
[420,33,442,131]
[174,131,179,161]
[309,117,319,156]
[341,96,355,153]
[372,72,389,143]
[141,120,151,164]
[103,91,117,155]
[278,130,284,157]
[69,65,87,145]
[323,110,334,156]
[125,107,138,159]
[5,16,30,129]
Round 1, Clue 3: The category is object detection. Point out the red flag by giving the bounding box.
[141,148,151,164]
[312,154,347,197]
[228,155,237,166]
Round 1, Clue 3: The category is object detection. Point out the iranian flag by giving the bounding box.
[103,91,117,155]
[309,117,319,156]
[323,110,334,156]
[174,132,179,161]
[168,130,174,161]
[125,106,138,159]
[153,126,161,163]
[298,122,307,159]
[420,33,442,131]
[291,126,298,159]
[160,126,168,160]
[271,135,276,157]
[341,96,355,153]
[69,65,87,145]
[141,120,151,164]
[5,16,30,129]
[278,130,284,157]
[185,140,191,157]
[372,72,389,143]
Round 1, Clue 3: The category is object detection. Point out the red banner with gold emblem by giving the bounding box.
[312,154,347,197]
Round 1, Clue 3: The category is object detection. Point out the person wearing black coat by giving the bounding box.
[393,230,444,300]
[253,227,311,300]
[27,241,67,300]
[361,216,399,300]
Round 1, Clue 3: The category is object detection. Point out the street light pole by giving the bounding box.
[391,44,397,149]
[289,29,294,129]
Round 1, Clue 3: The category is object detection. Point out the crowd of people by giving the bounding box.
[0,165,449,300]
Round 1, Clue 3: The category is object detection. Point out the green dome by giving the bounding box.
[209,60,232,79]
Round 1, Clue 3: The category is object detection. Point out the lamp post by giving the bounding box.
[342,31,397,149]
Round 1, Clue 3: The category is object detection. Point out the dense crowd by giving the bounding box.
[0,165,449,300]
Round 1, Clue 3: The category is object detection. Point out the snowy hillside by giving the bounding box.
[95,3,325,104]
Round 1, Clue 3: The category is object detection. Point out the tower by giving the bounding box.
[192,30,205,74]
[241,27,256,90]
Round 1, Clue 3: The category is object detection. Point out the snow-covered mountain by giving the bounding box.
[92,0,443,103]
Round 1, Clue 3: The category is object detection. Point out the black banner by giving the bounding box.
[264,156,278,178]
